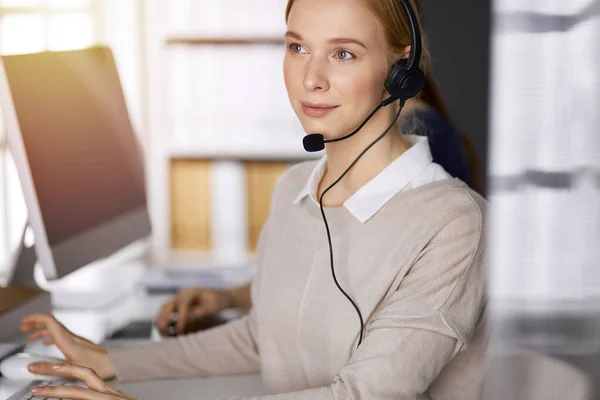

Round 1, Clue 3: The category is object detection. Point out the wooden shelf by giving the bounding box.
[165,36,285,46]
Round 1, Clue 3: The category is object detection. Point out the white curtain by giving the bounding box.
[486,1,600,398]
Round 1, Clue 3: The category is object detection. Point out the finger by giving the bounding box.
[157,323,173,337]
[50,363,109,393]
[28,362,65,377]
[30,384,106,400]
[26,329,51,341]
[155,300,175,330]
[50,364,132,399]
[30,315,73,348]
[21,313,54,329]
[20,318,45,333]
[43,338,56,345]
[21,314,66,339]
[190,305,213,320]
[175,297,195,333]
[109,389,138,400]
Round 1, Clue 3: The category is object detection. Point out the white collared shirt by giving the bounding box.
[292,134,452,223]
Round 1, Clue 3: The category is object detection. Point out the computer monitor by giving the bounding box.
[0,45,152,283]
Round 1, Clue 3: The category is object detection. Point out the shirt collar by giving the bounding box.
[292,154,327,207]
[292,134,433,223]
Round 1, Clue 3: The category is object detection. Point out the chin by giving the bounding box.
[299,120,344,140]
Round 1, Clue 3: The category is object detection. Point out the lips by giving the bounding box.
[300,102,339,118]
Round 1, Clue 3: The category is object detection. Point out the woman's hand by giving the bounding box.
[20,313,116,380]
[155,287,231,335]
[30,363,136,400]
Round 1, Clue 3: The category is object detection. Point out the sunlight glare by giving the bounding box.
[0,14,45,54]
[48,12,94,50]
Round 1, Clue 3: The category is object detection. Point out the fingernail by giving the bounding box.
[31,387,41,394]
[28,365,38,372]
[53,364,63,370]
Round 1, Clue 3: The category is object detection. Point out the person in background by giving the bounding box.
[154,0,482,338]
[20,0,487,398]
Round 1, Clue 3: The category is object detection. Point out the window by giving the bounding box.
[0,0,99,283]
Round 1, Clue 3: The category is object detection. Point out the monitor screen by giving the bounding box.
[2,46,147,247]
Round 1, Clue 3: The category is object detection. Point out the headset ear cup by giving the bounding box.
[399,68,425,100]
[385,59,408,100]
[384,59,425,101]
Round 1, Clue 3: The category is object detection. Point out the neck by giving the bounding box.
[318,100,414,205]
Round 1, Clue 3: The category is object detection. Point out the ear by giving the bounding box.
[401,45,411,60]
[390,45,411,65]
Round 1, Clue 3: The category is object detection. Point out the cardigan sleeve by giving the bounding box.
[107,218,272,382]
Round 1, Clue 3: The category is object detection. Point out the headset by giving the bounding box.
[302,0,425,348]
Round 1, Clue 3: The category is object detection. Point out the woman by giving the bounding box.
[22,0,487,399]
[154,0,482,338]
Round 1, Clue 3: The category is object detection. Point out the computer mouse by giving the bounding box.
[0,352,65,381]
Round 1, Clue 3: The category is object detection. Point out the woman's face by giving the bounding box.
[284,0,391,140]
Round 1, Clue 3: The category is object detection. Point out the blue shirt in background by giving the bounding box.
[403,108,476,191]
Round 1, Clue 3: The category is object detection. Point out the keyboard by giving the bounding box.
[8,379,88,400]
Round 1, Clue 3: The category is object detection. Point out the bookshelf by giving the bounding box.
[143,1,320,266]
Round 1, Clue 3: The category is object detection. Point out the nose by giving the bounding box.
[303,57,330,92]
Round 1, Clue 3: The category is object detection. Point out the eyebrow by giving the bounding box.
[285,31,367,50]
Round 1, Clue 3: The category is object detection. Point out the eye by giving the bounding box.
[336,49,356,61]
[288,43,307,55]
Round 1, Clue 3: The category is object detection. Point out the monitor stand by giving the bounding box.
[7,223,37,288]
[7,223,147,310]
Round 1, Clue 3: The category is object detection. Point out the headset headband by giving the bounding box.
[400,0,422,71]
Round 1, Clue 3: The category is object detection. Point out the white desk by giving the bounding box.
[0,374,265,400]
[0,285,265,399]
